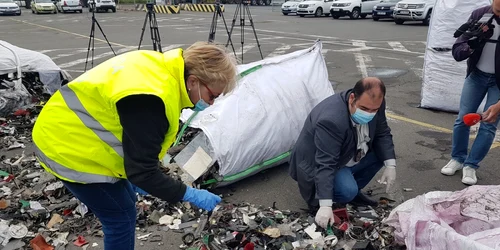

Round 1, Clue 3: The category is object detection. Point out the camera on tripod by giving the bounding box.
[146,0,155,8]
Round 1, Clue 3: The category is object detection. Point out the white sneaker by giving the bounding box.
[441,159,463,176]
[462,166,477,185]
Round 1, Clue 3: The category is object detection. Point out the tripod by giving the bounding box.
[84,1,116,72]
[208,1,236,58]
[226,0,263,62]
[138,2,162,52]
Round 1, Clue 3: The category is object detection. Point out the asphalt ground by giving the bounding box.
[1,5,500,249]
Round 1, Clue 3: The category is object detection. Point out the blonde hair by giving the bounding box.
[183,41,238,94]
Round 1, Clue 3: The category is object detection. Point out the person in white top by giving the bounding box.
[443,1,500,186]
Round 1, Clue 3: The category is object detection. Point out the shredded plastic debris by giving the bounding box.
[0,69,410,250]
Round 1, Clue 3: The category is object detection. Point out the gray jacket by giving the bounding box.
[289,89,396,200]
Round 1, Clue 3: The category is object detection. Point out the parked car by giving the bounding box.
[31,0,57,14]
[330,0,379,19]
[54,0,82,13]
[89,0,115,12]
[281,0,304,15]
[372,0,399,20]
[296,0,335,17]
[393,0,433,25]
[0,0,21,15]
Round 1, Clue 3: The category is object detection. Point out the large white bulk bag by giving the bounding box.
[177,41,334,186]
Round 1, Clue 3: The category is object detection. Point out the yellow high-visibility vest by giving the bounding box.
[32,48,194,183]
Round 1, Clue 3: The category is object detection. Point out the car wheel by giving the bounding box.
[112,7,116,12]
[79,10,82,13]
[360,13,367,19]
[394,19,404,24]
[283,12,288,15]
[325,13,330,17]
[314,7,322,17]
[17,11,21,15]
[299,14,304,17]
[332,15,339,19]
[373,17,379,21]
[423,10,431,25]
[350,7,360,19]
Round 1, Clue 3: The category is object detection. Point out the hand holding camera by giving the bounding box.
[454,14,496,49]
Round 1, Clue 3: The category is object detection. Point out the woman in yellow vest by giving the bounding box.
[32,42,238,250]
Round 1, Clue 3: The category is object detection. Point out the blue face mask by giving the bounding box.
[193,99,210,111]
[192,83,210,111]
[352,107,376,124]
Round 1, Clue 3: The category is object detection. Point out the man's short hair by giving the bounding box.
[352,77,386,100]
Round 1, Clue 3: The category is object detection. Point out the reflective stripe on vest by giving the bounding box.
[59,86,124,158]
[35,146,120,183]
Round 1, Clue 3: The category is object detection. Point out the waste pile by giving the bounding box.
[0,112,405,249]
[0,71,57,117]
[0,103,102,249]
[134,192,406,250]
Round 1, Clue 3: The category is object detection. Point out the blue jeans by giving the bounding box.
[62,180,137,250]
[333,151,383,203]
[452,69,500,169]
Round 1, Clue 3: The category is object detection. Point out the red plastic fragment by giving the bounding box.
[30,234,55,250]
[13,109,30,116]
[63,209,72,216]
[332,208,349,225]
[4,174,14,182]
[244,242,255,250]
[338,222,349,231]
[73,236,88,247]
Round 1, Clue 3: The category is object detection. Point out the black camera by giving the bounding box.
[454,14,495,37]
[454,13,497,49]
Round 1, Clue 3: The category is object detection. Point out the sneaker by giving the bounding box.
[462,166,477,185]
[441,159,463,176]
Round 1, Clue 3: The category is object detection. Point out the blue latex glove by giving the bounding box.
[182,186,221,211]
[131,184,149,196]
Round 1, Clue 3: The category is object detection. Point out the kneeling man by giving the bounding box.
[289,77,397,228]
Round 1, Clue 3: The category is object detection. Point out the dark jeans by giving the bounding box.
[451,69,500,169]
[301,151,384,210]
[332,151,384,203]
[62,180,137,250]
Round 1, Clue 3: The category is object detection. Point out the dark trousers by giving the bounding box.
[62,180,137,250]
[298,151,383,208]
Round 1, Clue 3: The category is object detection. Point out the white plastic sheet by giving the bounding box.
[420,0,492,113]
[0,40,66,94]
[180,41,334,178]
[384,185,500,250]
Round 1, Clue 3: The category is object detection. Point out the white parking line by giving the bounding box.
[58,47,134,69]
[266,44,291,58]
[175,26,205,30]
[352,41,366,47]
[52,50,89,60]
[37,47,110,53]
[354,52,372,78]
[388,41,410,52]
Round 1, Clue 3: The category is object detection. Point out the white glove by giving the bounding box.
[315,206,335,229]
[378,166,396,193]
